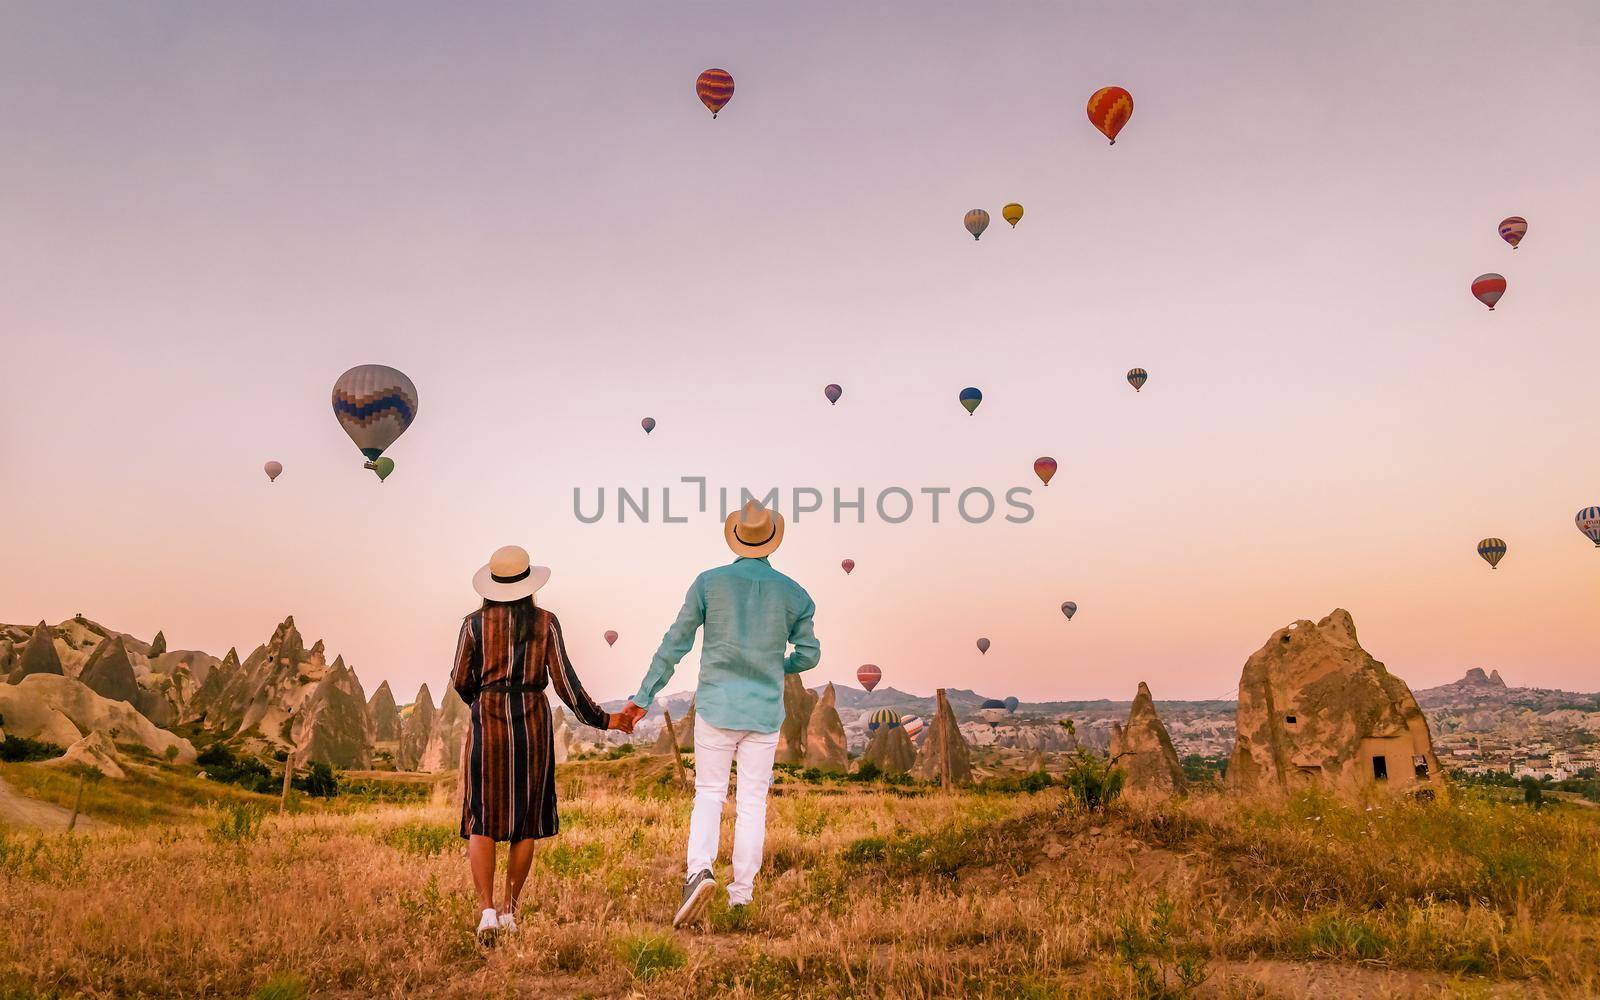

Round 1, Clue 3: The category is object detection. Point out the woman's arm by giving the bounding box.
[450,616,480,702]
[545,612,611,730]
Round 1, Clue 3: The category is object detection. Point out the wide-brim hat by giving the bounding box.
[472,545,551,601]
[724,500,785,558]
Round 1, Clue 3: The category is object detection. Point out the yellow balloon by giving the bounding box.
[1002,203,1024,227]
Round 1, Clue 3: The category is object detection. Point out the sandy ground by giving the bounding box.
[0,773,101,832]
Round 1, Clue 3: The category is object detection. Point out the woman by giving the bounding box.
[451,545,631,938]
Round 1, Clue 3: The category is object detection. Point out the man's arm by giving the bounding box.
[627,577,706,717]
[784,594,820,674]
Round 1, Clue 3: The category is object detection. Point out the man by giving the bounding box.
[620,499,820,927]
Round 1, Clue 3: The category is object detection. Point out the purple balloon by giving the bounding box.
[824,383,842,405]
[641,417,656,434]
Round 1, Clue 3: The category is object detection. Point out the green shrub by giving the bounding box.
[196,744,276,794]
[293,761,338,798]
[0,735,64,763]
[616,932,685,980]
[251,973,307,1000]
[849,761,882,782]
[1060,750,1124,812]
[208,802,265,845]
[543,840,603,877]
[1018,770,1054,793]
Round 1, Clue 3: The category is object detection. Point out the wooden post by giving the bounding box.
[937,689,952,792]
[279,750,295,814]
[662,710,689,787]
[67,773,87,832]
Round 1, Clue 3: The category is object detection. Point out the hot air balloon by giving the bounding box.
[1087,86,1133,145]
[1499,216,1527,249]
[867,708,903,733]
[824,383,842,405]
[959,387,983,415]
[900,714,925,740]
[841,558,855,575]
[857,663,881,692]
[332,365,418,468]
[604,630,618,647]
[1061,601,1077,621]
[1472,273,1506,311]
[263,461,282,483]
[1477,537,1507,569]
[964,209,990,241]
[1577,507,1600,547]
[1034,457,1057,486]
[1126,368,1148,392]
[1003,696,1019,713]
[696,68,734,118]
[641,417,656,435]
[978,698,1008,725]
[371,457,395,482]
[976,637,991,655]
[1002,203,1024,227]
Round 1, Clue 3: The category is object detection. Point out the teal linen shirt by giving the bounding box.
[633,557,820,734]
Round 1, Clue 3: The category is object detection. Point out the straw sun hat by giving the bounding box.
[472,545,551,602]
[724,499,785,558]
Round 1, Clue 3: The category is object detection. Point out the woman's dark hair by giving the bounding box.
[482,595,537,643]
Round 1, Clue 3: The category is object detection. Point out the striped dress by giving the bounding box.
[451,603,608,842]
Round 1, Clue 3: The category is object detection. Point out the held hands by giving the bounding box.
[609,701,649,734]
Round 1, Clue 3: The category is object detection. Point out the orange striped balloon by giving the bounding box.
[1087,86,1134,145]
[697,68,735,118]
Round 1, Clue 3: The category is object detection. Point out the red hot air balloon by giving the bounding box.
[841,558,855,575]
[697,69,734,118]
[857,663,881,692]
[1472,273,1507,311]
[824,383,842,405]
[603,630,618,647]
[1087,86,1133,145]
[641,416,656,434]
[1033,457,1057,486]
[976,637,990,655]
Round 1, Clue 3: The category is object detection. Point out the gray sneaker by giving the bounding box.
[673,869,716,928]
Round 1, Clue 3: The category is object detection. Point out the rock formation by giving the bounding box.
[802,684,848,772]
[186,617,333,753]
[552,709,572,764]
[1108,682,1187,794]
[367,680,401,742]
[778,675,818,765]
[0,674,196,761]
[913,689,973,785]
[185,647,239,724]
[397,684,437,771]
[147,630,167,658]
[1024,749,1047,773]
[12,622,64,681]
[42,731,126,780]
[1228,609,1444,799]
[78,636,141,705]
[861,724,916,775]
[0,638,14,680]
[652,699,697,755]
[291,656,372,768]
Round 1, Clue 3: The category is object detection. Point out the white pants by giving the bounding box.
[686,718,779,905]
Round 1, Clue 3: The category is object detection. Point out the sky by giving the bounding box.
[2,2,1597,706]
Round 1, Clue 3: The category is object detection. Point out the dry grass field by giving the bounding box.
[2,755,1598,999]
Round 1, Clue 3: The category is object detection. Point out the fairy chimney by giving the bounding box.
[1108,682,1187,794]
[802,683,848,772]
[912,688,973,785]
[777,674,817,765]
[1229,609,1444,799]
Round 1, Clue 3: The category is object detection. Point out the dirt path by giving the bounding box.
[0,773,102,832]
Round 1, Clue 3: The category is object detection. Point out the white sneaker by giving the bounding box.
[476,908,500,939]
[498,911,519,934]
